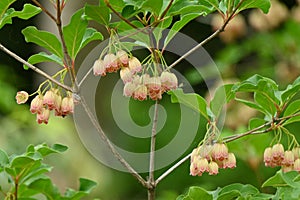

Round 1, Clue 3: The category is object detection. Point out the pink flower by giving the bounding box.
[123,82,136,97]
[116,50,129,67]
[264,147,273,167]
[160,71,178,91]
[133,85,147,101]
[196,158,209,174]
[223,153,236,169]
[43,90,57,110]
[293,147,300,160]
[282,151,294,166]
[30,95,44,114]
[145,77,162,100]
[36,108,50,124]
[61,96,74,116]
[93,59,106,76]
[294,159,300,172]
[208,161,219,175]
[190,162,200,176]
[272,143,284,164]
[104,53,119,73]
[15,91,29,104]
[129,57,142,74]
[120,67,133,83]
[212,143,229,161]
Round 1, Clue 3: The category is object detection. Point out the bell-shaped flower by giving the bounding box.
[93,59,106,76]
[30,95,44,114]
[129,57,142,74]
[116,50,129,67]
[160,71,178,91]
[208,161,219,175]
[104,53,119,73]
[133,85,147,101]
[36,108,50,124]
[61,96,74,116]
[16,91,29,104]
[212,143,229,161]
[120,67,133,83]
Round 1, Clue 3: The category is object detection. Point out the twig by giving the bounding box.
[104,0,138,29]
[164,0,245,71]
[55,0,77,89]
[159,0,174,20]
[0,43,73,92]
[31,0,56,22]
[148,100,159,200]
[79,95,148,188]
[155,152,191,185]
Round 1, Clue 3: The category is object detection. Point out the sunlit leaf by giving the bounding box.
[284,99,300,117]
[22,26,63,58]
[85,4,110,25]
[168,89,210,120]
[237,0,271,14]
[25,52,63,70]
[63,9,88,59]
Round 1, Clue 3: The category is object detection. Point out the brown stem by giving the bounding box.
[14,176,19,200]
[79,95,148,188]
[31,0,56,22]
[148,100,159,200]
[55,0,78,91]
[159,0,174,20]
[104,0,138,29]
[0,43,73,92]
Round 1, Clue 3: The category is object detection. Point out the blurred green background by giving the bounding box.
[1,0,300,199]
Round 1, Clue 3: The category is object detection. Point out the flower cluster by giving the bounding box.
[93,50,129,77]
[190,143,236,176]
[264,144,300,173]
[93,49,178,101]
[15,89,74,124]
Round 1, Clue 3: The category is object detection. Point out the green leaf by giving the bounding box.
[210,84,234,118]
[235,98,271,119]
[281,77,300,102]
[177,186,213,200]
[10,156,36,168]
[0,3,41,29]
[85,4,110,25]
[52,143,68,153]
[217,190,240,200]
[168,89,210,120]
[218,183,259,197]
[63,9,88,59]
[248,118,266,130]
[25,52,63,69]
[262,170,300,188]
[79,178,97,193]
[169,0,213,16]
[140,0,163,16]
[284,99,300,117]
[237,0,271,14]
[122,5,140,18]
[80,28,103,49]
[164,13,199,47]
[28,177,61,198]
[284,115,300,126]
[0,148,9,166]
[254,92,276,116]
[0,0,16,19]
[22,26,63,58]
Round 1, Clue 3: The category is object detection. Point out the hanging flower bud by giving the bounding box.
[15,91,29,104]
[133,85,147,101]
[264,147,273,167]
[120,67,133,83]
[223,153,236,169]
[208,161,219,175]
[104,53,119,73]
[282,151,294,166]
[36,108,50,124]
[294,159,300,172]
[43,90,57,110]
[93,59,106,76]
[272,143,285,164]
[190,162,200,176]
[196,158,209,174]
[293,147,300,160]
[123,82,136,97]
[61,96,74,116]
[212,143,229,161]
[116,50,129,67]
[145,76,162,100]
[54,95,62,116]
[129,57,142,74]
[30,95,44,114]
[160,71,178,91]
[190,147,200,162]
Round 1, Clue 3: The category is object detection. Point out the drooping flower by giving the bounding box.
[160,71,178,91]
[30,95,44,114]
[123,82,136,97]
[93,59,106,76]
[43,90,57,110]
[61,96,74,116]
[264,147,273,167]
[129,57,142,74]
[133,85,147,101]
[293,147,300,160]
[282,150,295,166]
[271,143,285,164]
[212,143,229,161]
[223,153,236,169]
[104,53,119,73]
[116,50,129,67]
[196,157,209,174]
[145,76,162,100]
[294,158,300,172]
[208,161,219,175]
[36,108,50,124]
[120,67,133,83]
[15,91,29,104]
